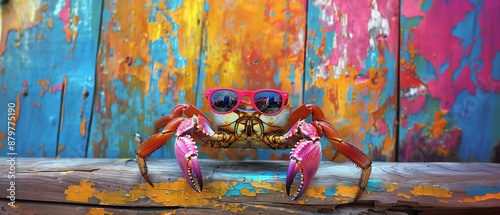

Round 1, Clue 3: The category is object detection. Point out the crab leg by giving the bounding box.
[135,117,185,186]
[135,104,209,187]
[314,121,372,200]
[154,104,208,131]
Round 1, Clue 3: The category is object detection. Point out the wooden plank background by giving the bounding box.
[1,0,500,162]
[305,0,399,162]
[2,159,500,214]
[0,0,101,158]
[399,0,500,162]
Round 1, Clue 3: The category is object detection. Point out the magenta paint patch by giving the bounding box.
[58,0,72,31]
[401,94,426,115]
[477,1,500,93]
[400,125,462,162]
[312,0,398,74]
[52,84,64,92]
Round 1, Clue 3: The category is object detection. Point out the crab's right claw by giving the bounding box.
[286,139,322,200]
[175,135,203,192]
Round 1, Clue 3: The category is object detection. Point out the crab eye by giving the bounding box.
[210,90,238,113]
[254,91,283,115]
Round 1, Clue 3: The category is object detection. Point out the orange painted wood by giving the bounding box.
[195,0,307,161]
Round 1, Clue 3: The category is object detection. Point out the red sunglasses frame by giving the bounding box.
[205,88,289,116]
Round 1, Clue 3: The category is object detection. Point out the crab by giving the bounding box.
[135,88,372,200]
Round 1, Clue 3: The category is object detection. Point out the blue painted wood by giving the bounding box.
[0,1,101,157]
[57,1,102,158]
[1,1,62,157]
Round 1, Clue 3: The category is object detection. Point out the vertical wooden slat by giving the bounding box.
[87,0,205,158]
[399,0,500,162]
[304,0,399,161]
[196,0,307,160]
[56,1,102,158]
[0,0,98,157]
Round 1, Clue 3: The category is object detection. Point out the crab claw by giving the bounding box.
[174,135,203,192]
[286,139,322,200]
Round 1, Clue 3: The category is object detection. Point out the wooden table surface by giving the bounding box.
[1,158,500,214]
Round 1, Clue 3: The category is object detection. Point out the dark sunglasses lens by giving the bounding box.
[254,91,283,114]
[210,90,238,113]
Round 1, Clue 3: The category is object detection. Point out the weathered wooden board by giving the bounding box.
[3,201,499,215]
[87,0,205,159]
[1,159,500,214]
[0,0,101,157]
[195,0,307,161]
[399,0,500,162]
[304,0,400,162]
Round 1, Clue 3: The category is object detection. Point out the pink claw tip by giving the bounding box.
[175,135,203,192]
[286,139,322,200]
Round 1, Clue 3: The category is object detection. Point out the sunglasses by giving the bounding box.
[205,88,289,116]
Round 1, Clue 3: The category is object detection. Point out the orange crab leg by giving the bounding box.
[154,104,208,131]
[285,104,327,130]
[285,104,312,130]
[314,121,372,200]
[136,117,184,158]
[135,117,184,186]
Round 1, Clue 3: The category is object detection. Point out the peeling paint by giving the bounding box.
[161,211,177,215]
[335,185,358,199]
[305,0,399,162]
[80,118,88,137]
[254,205,268,209]
[465,186,500,202]
[410,184,452,198]
[65,180,96,202]
[64,178,389,208]
[397,192,411,199]
[382,182,399,192]
[400,0,500,162]
[86,208,113,215]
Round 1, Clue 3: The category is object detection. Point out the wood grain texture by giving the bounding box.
[304,0,400,162]
[1,159,499,214]
[399,0,500,162]
[0,0,101,158]
[196,0,307,161]
[87,0,205,159]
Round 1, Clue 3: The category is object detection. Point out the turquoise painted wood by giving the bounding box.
[305,0,399,161]
[0,1,101,157]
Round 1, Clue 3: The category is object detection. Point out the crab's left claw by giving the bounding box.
[175,135,203,192]
[286,139,322,200]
